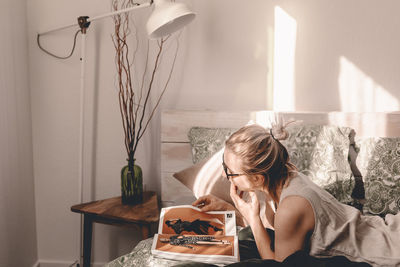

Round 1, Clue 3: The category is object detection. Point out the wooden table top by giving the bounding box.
[71,191,159,224]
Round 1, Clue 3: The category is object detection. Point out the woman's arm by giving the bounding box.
[274,196,315,261]
[252,196,314,261]
[250,216,275,259]
[229,184,276,259]
[231,185,314,262]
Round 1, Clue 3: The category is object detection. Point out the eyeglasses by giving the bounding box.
[222,153,245,179]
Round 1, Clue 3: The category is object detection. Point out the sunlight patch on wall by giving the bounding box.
[266,26,274,110]
[253,110,276,128]
[273,6,297,111]
[339,56,399,112]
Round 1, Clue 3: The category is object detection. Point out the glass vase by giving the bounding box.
[121,159,143,205]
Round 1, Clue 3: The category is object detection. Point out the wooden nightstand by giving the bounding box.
[71,191,159,267]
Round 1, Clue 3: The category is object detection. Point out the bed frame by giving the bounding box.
[160,110,400,206]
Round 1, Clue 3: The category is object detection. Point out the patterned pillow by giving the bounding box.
[280,125,354,203]
[188,127,237,164]
[187,125,354,203]
[356,137,400,216]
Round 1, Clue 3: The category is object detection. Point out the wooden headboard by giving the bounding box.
[160,110,400,206]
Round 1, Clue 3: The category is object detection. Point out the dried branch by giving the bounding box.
[111,0,179,161]
[135,40,150,118]
[139,34,180,140]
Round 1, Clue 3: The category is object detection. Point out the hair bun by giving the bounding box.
[270,118,298,141]
[270,125,289,141]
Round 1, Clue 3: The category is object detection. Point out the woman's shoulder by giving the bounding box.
[278,195,313,217]
[281,172,323,201]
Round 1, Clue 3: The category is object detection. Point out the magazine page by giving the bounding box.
[158,205,236,236]
[151,234,239,265]
[152,205,239,264]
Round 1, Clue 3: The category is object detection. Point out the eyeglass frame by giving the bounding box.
[222,153,246,179]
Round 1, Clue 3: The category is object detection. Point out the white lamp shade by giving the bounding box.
[147,0,195,39]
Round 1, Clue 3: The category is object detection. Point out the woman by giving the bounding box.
[192,124,400,267]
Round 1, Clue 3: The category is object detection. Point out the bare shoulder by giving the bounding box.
[275,196,315,235]
[279,195,313,213]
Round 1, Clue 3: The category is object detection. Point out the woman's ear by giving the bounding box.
[252,174,265,189]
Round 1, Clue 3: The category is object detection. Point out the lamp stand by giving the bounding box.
[36,1,194,265]
[76,16,90,266]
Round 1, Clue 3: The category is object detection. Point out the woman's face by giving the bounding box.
[223,149,262,191]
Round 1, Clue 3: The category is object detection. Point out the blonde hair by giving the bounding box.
[225,124,297,202]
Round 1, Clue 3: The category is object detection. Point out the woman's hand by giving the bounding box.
[192,194,246,226]
[230,183,260,226]
[192,194,232,212]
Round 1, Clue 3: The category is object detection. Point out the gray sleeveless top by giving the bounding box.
[279,172,400,267]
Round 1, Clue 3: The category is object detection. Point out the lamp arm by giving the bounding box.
[37,1,152,36]
[89,2,151,24]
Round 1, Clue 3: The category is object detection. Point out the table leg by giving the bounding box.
[83,214,93,267]
[141,224,150,240]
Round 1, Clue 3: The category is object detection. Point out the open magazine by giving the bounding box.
[151,205,239,265]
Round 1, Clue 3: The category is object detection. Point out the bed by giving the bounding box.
[106,110,400,267]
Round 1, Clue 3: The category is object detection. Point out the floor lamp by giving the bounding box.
[37,0,195,265]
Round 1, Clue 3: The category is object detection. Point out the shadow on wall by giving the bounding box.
[272,1,400,112]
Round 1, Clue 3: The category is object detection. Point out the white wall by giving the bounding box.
[290,1,400,111]
[0,0,38,267]
[27,0,400,265]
